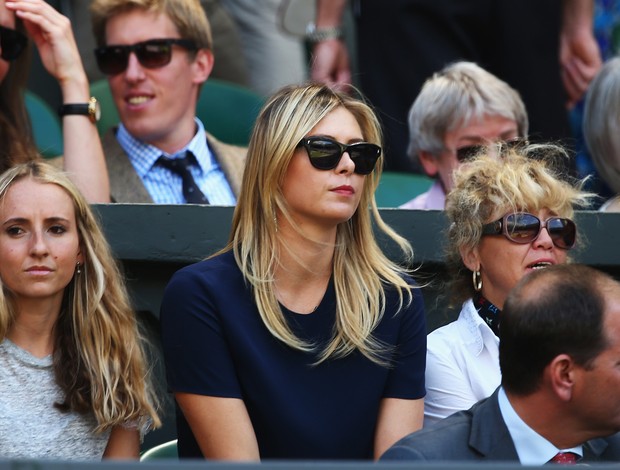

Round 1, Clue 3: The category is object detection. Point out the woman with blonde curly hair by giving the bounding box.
[0,161,159,460]
[424,145,593,427]
[161,83,427,460]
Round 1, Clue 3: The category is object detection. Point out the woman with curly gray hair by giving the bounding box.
[424,144,593,426]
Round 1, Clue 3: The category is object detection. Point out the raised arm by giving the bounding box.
[7,0,110,202]
[309,0,351,91]
[560,0,602,109]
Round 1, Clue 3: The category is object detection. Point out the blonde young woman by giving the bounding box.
[0,162,159,460]
[161,83,427,460]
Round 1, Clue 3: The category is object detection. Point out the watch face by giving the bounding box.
[89,97,101,122]
[94,101,101,121]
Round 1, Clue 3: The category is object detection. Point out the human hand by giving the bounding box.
[5,0,86,91]
[560,27,602,109]
[310,39,352,93]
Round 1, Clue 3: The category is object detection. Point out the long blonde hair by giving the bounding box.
[227,83,416,365]
[0,162,160,432]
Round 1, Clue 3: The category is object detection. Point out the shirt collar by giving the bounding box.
[497,387,583,465]
[460,299,499,356]
[116,118,214,178]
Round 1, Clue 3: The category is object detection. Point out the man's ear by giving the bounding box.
[547,354,576,402]
[419,151,439,178]
[192,49,214,85]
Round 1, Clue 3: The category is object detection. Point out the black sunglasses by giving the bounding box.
[0,25,27,61]
[481,212,576,249]
[454,138,528,162]
[94,38,197,75]
[298,136,381,175]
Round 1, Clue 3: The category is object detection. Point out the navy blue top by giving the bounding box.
[161,250,426,460]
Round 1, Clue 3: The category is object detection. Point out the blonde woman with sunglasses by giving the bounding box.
[161,83,427,461]
[424,144,594,427]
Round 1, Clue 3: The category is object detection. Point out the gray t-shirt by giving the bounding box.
[0,339,110,460]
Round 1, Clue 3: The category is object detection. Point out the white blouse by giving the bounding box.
[424,298,500,427]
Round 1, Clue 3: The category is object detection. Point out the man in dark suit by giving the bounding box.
[90,0,245,204]
[381,264,620,464]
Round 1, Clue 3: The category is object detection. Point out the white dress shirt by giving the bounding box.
[424,298,500,426]
[498,387,582,465]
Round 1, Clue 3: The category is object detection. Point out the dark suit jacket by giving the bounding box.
[381,388,620,463]
[102,128,246,203]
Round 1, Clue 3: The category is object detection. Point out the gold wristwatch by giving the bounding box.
[58,97,101,123]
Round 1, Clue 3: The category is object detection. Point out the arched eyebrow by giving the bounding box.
[1,216,72,227]
[308,134,366,144]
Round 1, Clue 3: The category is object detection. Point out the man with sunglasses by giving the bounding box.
[382,264,620,464]
[400,62,527,210]
[90,0,246,204]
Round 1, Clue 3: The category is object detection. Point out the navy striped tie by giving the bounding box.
[158,152,209,204]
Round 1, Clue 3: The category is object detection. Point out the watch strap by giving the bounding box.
[58,97,99,123]
[305,23,343,44]
[58,103,89,117]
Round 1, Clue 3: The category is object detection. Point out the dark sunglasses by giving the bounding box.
[0,25,27,61]
[298,136,381,175]
[481,212,576,249]
[455,138,528,162]
[94,38,197,75]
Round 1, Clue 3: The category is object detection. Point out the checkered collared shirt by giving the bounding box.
[116,118,236,205]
